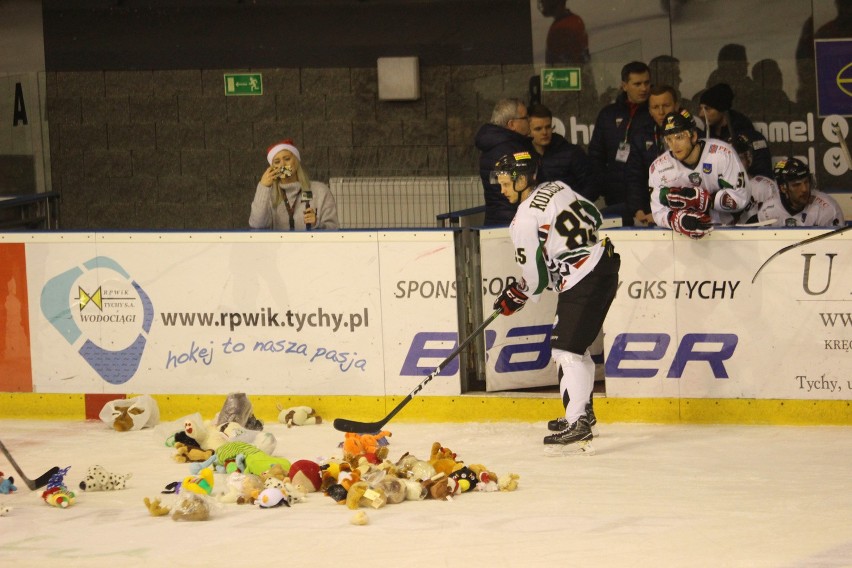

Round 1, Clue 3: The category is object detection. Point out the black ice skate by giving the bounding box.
[543,415,595,456]
[547,400,597,436]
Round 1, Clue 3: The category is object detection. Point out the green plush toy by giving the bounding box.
[215,441,291,476]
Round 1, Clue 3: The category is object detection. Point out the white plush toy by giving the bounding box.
[219,422,276,455]
[78,465,133,491]
[276,405,322,428]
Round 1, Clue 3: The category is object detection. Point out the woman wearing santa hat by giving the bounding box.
[249,139,339,230]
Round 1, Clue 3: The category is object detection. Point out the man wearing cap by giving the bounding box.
[698,82,773,178]
[649,109,750,239]
[249,139,339,231]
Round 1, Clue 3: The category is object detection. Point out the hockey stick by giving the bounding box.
[333,309,502,433]
[832,124,852,171]
[750,225,852,284]
[0,439,60,490]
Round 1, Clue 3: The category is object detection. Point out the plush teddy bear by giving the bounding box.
[143,497,171,516]
[421,472,451,500]
[429,442,463,477]
[277,405,322,428]
[342,431,391,464]
[78,465,132,491]
[498,472,520,492]
[173,442,214,464]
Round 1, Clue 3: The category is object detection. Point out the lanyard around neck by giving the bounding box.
[281,187,302,230]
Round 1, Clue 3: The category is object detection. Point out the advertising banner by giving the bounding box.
[604,228,851,400]
[24,231,458,396]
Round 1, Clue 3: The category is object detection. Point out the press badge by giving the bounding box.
[615,141,630,163]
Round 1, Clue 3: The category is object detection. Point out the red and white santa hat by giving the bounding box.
[266,139,301,165]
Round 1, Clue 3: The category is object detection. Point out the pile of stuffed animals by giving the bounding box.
[7,394,520,523]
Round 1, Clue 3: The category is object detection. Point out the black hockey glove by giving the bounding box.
[669,210,712,240]
[667,186,712,213]
[494,281,528,316]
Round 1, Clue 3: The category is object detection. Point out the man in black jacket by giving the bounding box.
[698,82,773,179]
[528,103,596,201]
[474,98,536,226]
[625,84,682,226]
[588,61,654,226]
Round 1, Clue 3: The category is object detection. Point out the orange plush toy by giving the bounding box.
[342,431,391,464]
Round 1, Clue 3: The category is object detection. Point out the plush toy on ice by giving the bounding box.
[78,465,132,491]
[0,471,17,494]
[277,405,322,427]
[42,466,75,508]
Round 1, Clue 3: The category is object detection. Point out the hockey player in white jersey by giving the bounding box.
[491,151,620,455]
[754,157,846,227]
[649,109,750,238]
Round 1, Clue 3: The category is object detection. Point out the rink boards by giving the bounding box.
[0,227,849,404]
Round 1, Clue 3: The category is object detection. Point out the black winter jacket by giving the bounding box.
[475,123,536,226]
[625,120,666,216]
[587,92,653,206]
[536,133,597,201]
[706,109,774,179]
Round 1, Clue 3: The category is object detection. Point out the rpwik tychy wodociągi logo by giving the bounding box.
[40,257,154,385]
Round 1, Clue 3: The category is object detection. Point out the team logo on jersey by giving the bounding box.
[720,194,737,211]
[709,144,718,153]
[702,163,712,174]
[785,218,799,227]
[689,173,701,186]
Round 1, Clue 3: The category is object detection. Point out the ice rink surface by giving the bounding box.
[1,419,851,568]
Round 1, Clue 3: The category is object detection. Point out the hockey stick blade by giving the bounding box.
[0,439,60,490]
[333,309,502,433]
[751,225,852,284]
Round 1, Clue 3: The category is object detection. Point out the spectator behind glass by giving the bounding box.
[527,103,596,201]
[625,84,682,226]
[474,98,536,227]
[587,61,653,226]
[249,139,339,231]
[538,0,590,66]
[705,43,759,117]
[699,82,774,179]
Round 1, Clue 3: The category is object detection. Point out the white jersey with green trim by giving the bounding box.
[649,138,750,227]
[509,180,606,301]
[756,188,846,227]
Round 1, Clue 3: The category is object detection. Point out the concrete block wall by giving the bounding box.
[46,64,537,230]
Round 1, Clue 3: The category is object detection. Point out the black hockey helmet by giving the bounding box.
[490,151,537,185]
[662,109,696,136]
[773,157,811,186]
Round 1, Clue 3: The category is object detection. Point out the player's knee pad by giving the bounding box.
[552,348,585,366]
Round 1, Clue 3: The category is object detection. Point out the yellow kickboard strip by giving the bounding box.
[0,393,849,426]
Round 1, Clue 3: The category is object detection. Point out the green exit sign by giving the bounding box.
[224,73,263,96]
[541,68,581,92]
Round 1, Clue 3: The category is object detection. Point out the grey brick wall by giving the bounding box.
[47,64,543,230]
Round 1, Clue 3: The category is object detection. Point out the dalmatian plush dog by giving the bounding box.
[78,465,133,491]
